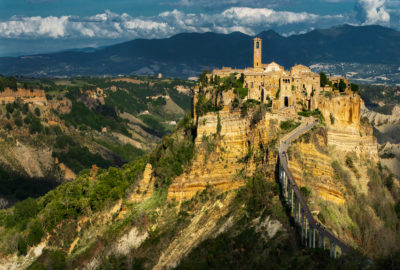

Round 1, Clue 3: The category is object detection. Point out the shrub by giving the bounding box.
[351,84,359,92]
[195,94,222,117]
[280,120,300,131]
[300,186,311,200]
[29,117,42,134]
[48,250,66,270]
[395,201,400,220]
[6,103,14,114]
[251,105,266,126]
[22,103,29,114]
[34,107,40,116]
[5,123,12,130]
[234,87,248,99]
[17,236,27,255]
[27,220,44,246]
[380,152,395,159]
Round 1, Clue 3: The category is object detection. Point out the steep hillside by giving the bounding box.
[358,84,400,179]
[0,76,192,208]
[1,25,400,78]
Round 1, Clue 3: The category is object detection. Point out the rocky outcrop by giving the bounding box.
[0,88,47,106]
[316,94,378,161]
[168,107,282,201]
[362,105,400,178]
[128,163,154,203]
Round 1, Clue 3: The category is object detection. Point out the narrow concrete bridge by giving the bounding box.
[277,117,349,258]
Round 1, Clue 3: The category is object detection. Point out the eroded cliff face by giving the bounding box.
[362,104,400,179]
[315,94,378,161]
[0,140,56,178]
[288,129,346,205]
[168,106,282,201]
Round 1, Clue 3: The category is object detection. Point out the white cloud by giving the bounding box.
[0,7,351,40]
[356,0,391,25]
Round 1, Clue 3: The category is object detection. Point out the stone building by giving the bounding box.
[210,37,348,112]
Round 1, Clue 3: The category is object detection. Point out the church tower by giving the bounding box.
[253,37,262,69]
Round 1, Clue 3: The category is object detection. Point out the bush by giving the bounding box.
[48,250,66,270]
[17,236,27,255]
[280,120,300,131]
[55,135,76,149]
[6,103,14,114]
[380,152,395,159]
[251,105,266,126]
[351,84,359,92]
[195,94,222,117]
[14,118,23,127]
[234,87,248,99]
[27,220,44,246]
[395,201,400,220]
[34,108,40,116]
[5,122,12,130]
[29,117,42,134]
[300,186,311,200]
[22,103,29,114]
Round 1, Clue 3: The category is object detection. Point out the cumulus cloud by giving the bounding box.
[356,0,391,25]
[0,7,344,40]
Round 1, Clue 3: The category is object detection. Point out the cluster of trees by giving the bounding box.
[320,72,358,93]
[149,115,195,188]
[53,135,112,173]
[0,76,18,91]
[0,158,148,255]
[2,102,43,134]
[195,93,223,117]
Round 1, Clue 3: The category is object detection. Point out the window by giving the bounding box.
[256,42,259,49]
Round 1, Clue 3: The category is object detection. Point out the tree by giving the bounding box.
[351,83,359,92]
[320,72,328,87]
[6,103,14,114]
[34,107,41,117]
[199,70,210,85]
[14,118,23,127]
[339,79,346,92]
[22,103,29,114]
[29,117,42,134]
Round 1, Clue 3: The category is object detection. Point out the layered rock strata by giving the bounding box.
[168,107,282,201]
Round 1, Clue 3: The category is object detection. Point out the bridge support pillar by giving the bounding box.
[290,187,294,217]
[305,218,308,247]
[313,228,316,248]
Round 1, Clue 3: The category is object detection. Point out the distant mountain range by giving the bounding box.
[0,24,399,78]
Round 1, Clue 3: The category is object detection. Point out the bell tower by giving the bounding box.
[253,37,262,69]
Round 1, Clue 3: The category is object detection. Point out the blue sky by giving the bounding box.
[0,0,399,56]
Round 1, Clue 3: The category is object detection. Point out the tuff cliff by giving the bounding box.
[314,94,378,161]
[168,106,282,201]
